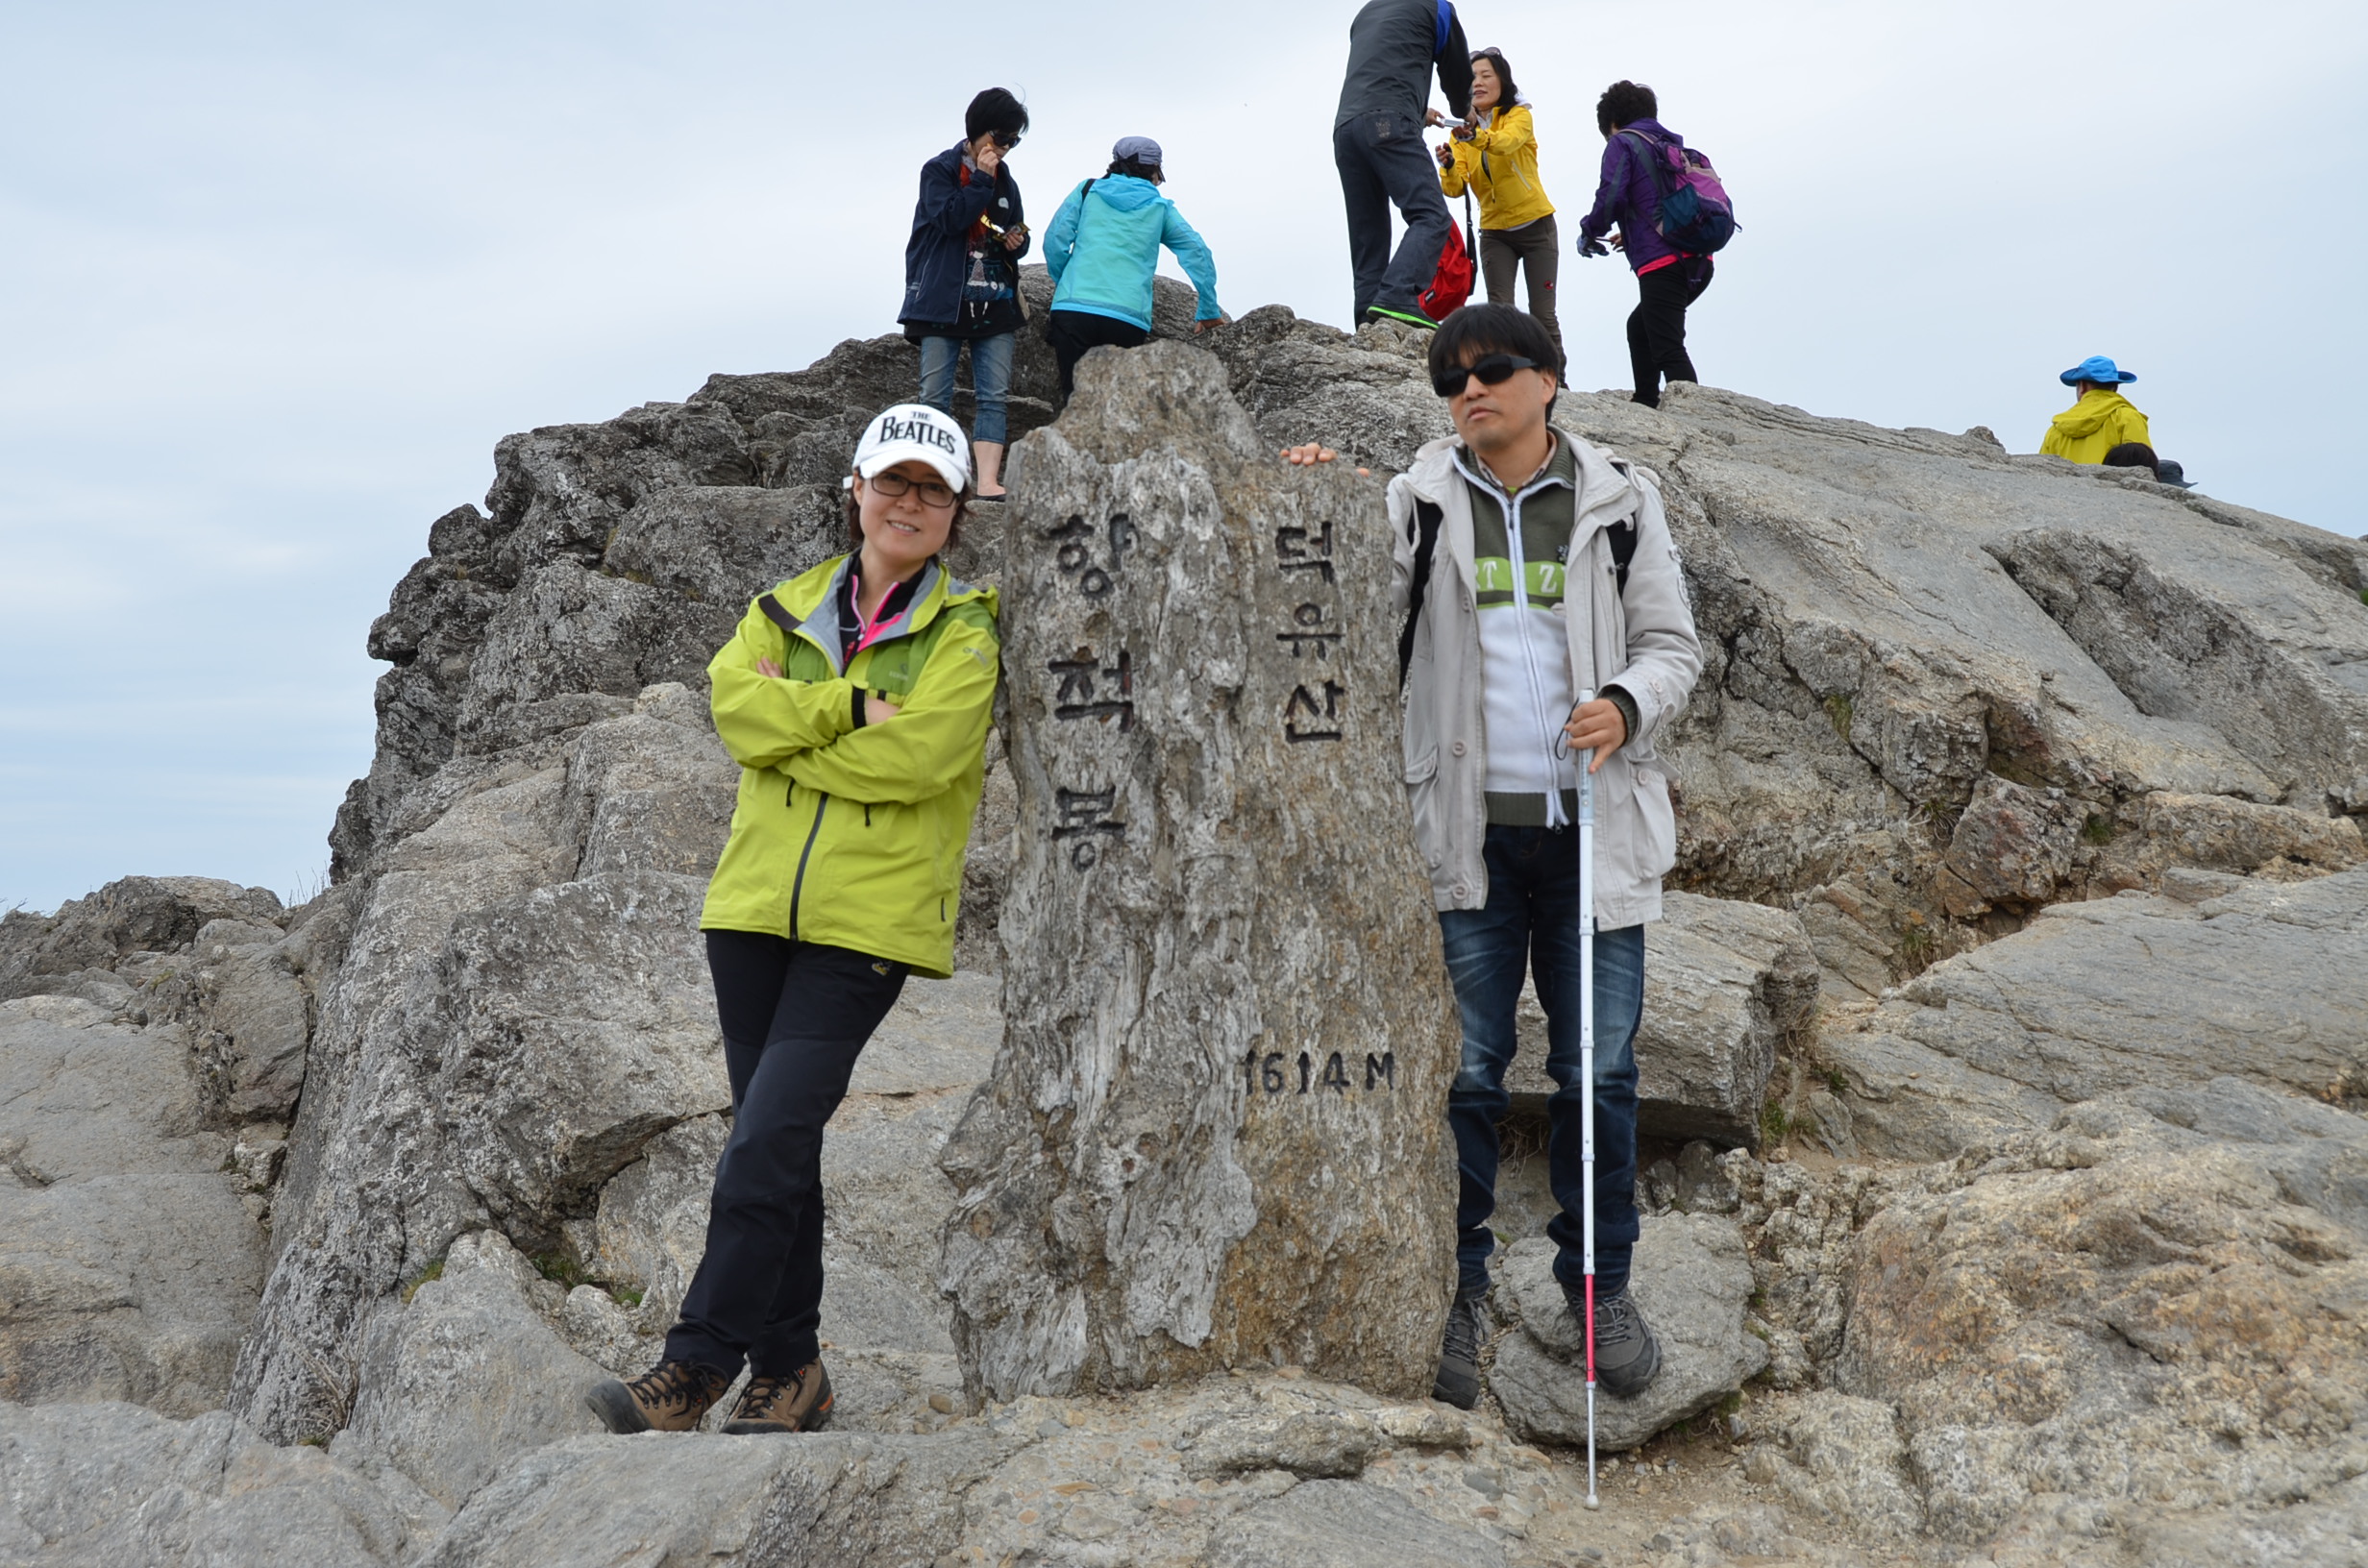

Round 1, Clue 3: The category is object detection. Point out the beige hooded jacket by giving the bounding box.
[1388,428,1702,926]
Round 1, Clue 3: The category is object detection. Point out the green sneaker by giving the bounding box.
[1362,304,1441,331]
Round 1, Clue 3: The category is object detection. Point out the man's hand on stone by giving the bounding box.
[1564,698,1628,772]
[1279,444,1370,477]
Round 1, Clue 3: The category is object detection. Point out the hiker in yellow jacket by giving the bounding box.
[1432,47,1559,347]
[2041,355,2152,464]
[589,403,999,1443]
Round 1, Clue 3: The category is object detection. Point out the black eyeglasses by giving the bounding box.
[1432,353,1542,398]
[866,471,959,509]
[992,131,1022,150]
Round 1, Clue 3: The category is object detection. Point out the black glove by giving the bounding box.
[1577,233,1610,258]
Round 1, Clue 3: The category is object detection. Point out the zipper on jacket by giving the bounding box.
[788,792,830,939]
[1498,481,1570,827]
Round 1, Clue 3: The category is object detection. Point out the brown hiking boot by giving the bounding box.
[586,1359,730,1434]
[721,1360,834,1435]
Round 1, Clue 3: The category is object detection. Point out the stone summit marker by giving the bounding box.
[941,342,1460,1402]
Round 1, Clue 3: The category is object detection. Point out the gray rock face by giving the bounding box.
[0,1401,440,1566]
[419,1428,1007,1568]
[1836,1080,2368,1549]
[1505,890,1819,1146]
[1743,1391,1926,1538]
[1994,525,2368,814]
[1491,1215,1769,1451]
[1822,869,2368,1159]
[1203,1479,1509,1568]
[0,996,263,1415]
[940,342,1461,1402]
[1936,773,2091,918]
[334,1232,608,1508]
[0,876,284,1004]
[1180,1409,1382,1480]
[183,920,314,1124]
[234,689,736,1440]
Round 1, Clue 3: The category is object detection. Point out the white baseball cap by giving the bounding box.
[851,404,972,492]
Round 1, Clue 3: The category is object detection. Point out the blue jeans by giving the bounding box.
[917,331,1014,447]
[1441,823,1644,1301]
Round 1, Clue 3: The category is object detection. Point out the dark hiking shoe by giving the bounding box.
[1432,1294,1489,1409]
[586,1359,730,1434]
[723,1360,834,1435]
[1566,1282,1663,1397]
[1363,304,1441,331]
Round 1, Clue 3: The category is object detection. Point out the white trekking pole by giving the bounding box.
[1576,687,1601,1509]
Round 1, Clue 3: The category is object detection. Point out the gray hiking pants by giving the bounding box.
[1479,214,1561,350]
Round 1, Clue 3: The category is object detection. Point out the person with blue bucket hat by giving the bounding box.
[2041,355,2153,464]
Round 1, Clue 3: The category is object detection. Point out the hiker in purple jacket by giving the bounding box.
[1575,81,1711,409]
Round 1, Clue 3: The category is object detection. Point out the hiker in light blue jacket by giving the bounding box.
[1042,136,1226,402]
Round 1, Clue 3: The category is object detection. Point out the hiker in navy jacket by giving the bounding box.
[1575,81,1711,410]
[900,88,1032,499]
[1334,0,1473,330]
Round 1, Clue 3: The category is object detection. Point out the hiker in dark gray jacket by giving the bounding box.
[1334,0,1473,330]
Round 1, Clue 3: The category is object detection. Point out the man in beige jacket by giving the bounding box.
[1287,302,1701,1409]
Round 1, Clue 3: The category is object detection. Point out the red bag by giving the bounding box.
[1420,194,1478,321]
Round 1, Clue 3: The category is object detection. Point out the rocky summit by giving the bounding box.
[2,269,2364,1567]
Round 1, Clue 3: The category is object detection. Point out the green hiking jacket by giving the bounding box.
[699,553,1000,978]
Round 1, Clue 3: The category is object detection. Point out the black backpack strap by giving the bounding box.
[757,592,802,633]
[1607,517,1638,597]
[1397,500,1445,689]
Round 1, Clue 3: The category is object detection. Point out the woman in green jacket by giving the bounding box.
[589,403,1000,1439]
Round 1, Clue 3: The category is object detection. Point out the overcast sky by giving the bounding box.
[4,1,2363,914]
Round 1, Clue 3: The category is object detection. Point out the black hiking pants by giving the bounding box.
[1333,110,1451,319]
[1626,257,1714,408]
[666,931,907,1380]
[1047,308,1150,403]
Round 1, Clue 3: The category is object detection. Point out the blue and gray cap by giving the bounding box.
[1112,135,1164,167]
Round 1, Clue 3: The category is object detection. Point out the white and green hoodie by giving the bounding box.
[1388,427,1703,924]
[1453,438,1585,826]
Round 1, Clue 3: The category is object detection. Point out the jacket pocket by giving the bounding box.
[1405,771,1446,872]
[1632,763,1678,882]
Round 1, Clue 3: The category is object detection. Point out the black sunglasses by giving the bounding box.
[991,130,1022,150]
[1432,353,1542,398]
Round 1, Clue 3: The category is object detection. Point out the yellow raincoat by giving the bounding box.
[2040,390,2152,464]
[1439,104,1555,231]
[700,553,999,978]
